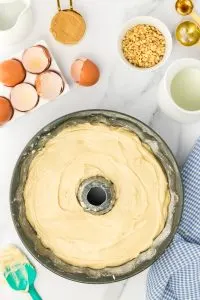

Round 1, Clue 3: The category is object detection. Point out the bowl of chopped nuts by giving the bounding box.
[118,16,172,71]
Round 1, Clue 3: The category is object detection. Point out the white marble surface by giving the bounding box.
[1,0,200,299]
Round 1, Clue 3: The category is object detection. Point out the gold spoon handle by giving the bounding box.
[57,0,73,11]
[191,11,200,27]
[57,0,61,11]
[69,0,73,10]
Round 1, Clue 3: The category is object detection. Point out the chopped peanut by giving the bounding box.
[122,24,166,68]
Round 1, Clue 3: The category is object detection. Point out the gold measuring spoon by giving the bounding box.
[175,0,200,26]
[176,21,200,46]
[50,0,86,44]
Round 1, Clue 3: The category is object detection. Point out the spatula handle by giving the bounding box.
[29,285,42,300]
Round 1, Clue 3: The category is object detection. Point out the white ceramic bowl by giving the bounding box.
[158,58,200,123]
[118,16,173,71]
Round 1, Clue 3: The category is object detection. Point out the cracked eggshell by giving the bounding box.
[10,83,39,112]
[22,45,51,74]
[35,71,64,100]
[71,57,100,86]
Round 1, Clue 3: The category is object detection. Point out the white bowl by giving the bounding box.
[118,16,173,71]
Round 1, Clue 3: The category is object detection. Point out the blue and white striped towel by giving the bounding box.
[147,138,200,300]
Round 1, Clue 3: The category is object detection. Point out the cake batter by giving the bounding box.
[24,123,170,269]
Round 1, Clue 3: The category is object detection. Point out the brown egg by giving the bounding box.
[71,57,100,86]
[35,71,64,100]
[0,59,26,87]
[0,96,14,125]
[22,45,51,74]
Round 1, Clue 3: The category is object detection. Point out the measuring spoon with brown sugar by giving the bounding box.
[50,0,86,44]
[175,0,200,26]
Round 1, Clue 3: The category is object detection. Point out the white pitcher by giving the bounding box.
[0,0,33,45]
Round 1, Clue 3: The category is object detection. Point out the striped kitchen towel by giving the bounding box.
[147,137,200,300]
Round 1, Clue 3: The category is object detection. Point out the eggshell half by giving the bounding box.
[11,83,39,112]
[35,71,64,100]
[0,59,26,87]
[22,46,51,74]
[0,96,14,125]
[71,57,100,86]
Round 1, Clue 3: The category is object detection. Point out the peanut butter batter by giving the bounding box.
[24,123,170,269]
[0,246,28,274]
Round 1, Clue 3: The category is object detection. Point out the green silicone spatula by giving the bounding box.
[0,245,42,300]
[4,263,42,299]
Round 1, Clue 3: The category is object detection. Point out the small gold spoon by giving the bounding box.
[50,0,86,44]
[175,0,200,26]
[176,20,200,46]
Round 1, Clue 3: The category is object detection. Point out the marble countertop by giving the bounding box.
[1,0,200,299]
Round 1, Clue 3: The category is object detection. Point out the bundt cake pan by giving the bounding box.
[10,110,183,283]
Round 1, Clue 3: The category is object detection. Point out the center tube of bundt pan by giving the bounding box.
[77,176,116,215]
